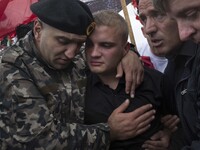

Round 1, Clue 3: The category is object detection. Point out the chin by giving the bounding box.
[153,50,166,57]
[53,64,69,70]
[90,70,101,74]
[90,68,102,74]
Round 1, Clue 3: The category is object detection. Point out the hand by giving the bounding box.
[108,99,155,141]
[116,51,144,98]
[142,129,171,150]
[161,115,180,132]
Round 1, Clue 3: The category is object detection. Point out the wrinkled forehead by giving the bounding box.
[138,0,154,13]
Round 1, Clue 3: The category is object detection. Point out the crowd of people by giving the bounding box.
[0,0,200,149]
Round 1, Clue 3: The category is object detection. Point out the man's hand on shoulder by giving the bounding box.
[116,50,144,98]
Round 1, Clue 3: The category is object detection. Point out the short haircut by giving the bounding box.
[93,10,129,44]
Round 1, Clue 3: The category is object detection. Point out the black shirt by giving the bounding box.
[85,67,176,150]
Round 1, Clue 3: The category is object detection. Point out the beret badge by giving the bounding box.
[86,22,96,36]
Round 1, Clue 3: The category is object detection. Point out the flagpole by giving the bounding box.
[120,0,137,50]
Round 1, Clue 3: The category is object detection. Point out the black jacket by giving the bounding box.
[165,41,200,150]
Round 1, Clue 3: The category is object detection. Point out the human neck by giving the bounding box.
[98,72,119,90]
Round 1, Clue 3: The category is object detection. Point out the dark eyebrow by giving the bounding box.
[101,41,115,44]
[175,6,199,17]
[56,36,85,43]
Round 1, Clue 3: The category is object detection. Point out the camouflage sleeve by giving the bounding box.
[0,63,110,150]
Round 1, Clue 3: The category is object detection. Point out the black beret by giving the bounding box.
[30,0,95,36]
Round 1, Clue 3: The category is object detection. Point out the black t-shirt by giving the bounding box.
[85,67,176,150]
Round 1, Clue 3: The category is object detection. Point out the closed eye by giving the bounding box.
[100,42,115,49]
[57,37,71,45]
[185,9,199,20]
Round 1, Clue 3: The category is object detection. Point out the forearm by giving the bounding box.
[0,120,110,150]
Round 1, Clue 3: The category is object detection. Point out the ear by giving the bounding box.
[33,20,42,40]
[123,42,130,56]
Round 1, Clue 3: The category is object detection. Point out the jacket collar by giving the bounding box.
[166,40,197,60]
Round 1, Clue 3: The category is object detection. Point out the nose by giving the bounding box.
[177,20,195,41]
[144,17,157,37]
[64,43,80,59]
[90,45,101,57]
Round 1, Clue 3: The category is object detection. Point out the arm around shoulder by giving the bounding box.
[0,52,110,150]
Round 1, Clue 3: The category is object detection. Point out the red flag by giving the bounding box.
[132,0,138,8]
[0,0,10,18]
[0,0,38,39]
[131,0,140,21]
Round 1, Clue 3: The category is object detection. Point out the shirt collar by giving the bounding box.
[91,72,125,86]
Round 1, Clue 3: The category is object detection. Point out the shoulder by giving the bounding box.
[0,45,28,66]
[72,46,86,70]
[142,67,166,91]
[144,66,163,79]
[0,44,40,81]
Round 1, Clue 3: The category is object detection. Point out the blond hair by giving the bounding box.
[93,10,129,44]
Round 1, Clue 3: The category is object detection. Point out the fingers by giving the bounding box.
[137,112,155,128]
[161,115,180,132]
[119,50,144,96]
[130,63,144,98]
[166,119,179,132]
[128,109,155,134]
[116,62,135,97]
[124,124,151,139]
[132,105,156,136]
[161,114,172,121]
[142,140,168,150]
[133,105,155,122]
[136,67,144,86]
[108,104,155,141]
[161,115,176,123]
[125,71,134,97]
[116,62,123,78]
[142,142,168,150]
[113,99,130,113]
[135,124,151,136]
[142,130,170,150]
[161,115,180,124]
[121,109,155,139]
[149,130,163,140]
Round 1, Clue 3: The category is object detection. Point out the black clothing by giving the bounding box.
[165,41,200,150]
[85,67,176,150]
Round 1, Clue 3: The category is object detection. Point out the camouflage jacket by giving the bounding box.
[0,32,110,150]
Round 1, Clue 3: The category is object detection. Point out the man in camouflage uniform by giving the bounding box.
[0,0,156,149]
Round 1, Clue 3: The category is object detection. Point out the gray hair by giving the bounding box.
[152,0,170,13]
